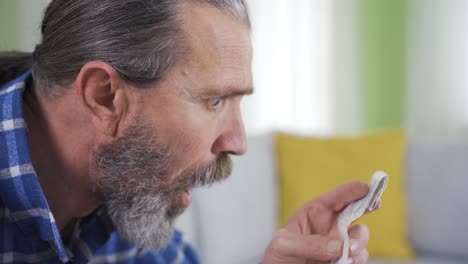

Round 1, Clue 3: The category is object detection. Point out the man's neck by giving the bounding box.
[22,85,101,230]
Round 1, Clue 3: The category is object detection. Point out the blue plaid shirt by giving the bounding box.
[0,72,199,264]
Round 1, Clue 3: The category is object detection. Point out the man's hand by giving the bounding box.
[262,181,371,264]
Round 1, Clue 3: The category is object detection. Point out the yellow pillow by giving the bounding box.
[275,130,415,259]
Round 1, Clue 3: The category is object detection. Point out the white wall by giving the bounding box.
[407,0,468,143]
[242,0,337,136]
[334,0,363,134]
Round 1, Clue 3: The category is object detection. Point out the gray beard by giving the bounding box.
[104,192,177,250]
[92,124,232,250]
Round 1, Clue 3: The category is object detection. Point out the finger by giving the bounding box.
[351,248,369,264]
[272,229,343,261]
[374,199,382,210]
[319,181,369,211]
[364,199,381,215]
[348,224,370,257]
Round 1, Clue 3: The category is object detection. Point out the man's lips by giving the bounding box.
[180,189,191,208]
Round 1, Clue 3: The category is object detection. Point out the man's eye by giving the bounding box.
[208,97,224,110]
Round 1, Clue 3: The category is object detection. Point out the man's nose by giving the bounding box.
[212,113,248,156]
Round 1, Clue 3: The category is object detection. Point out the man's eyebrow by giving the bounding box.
[199,86,255,98]
[227,87,254,97]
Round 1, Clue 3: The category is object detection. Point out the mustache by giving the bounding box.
[165,153,233,196]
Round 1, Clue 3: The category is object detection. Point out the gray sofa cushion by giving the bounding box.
[369,258,467,264]
[406,142,468,260]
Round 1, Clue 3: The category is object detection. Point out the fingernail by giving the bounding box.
[350,239,359,254]
[327,240,343,253]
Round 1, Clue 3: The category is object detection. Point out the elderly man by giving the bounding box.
[0,0,371,263]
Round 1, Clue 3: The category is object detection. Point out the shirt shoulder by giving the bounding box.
[88,229,200,264]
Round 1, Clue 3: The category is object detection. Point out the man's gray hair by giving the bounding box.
[204,0,250,20]
[31,0,250,97]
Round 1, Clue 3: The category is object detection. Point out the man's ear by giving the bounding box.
[75,61,129,137]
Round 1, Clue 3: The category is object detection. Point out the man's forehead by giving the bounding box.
[175,2,253,99]
[182,2,252,61]
[172,65,253,99]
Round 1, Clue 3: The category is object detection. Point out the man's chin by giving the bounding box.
[106,200,180,250]
[116,214,176,250]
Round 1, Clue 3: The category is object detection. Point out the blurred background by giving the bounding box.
[2,0,467,142]
[1,1,468,264]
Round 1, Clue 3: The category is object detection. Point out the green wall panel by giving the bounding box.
[359,0,407,131]
[0,1,19,50]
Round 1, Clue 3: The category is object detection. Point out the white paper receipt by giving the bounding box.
[333,171,389,264]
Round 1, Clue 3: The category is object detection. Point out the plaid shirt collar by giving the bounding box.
[0,71,70,262]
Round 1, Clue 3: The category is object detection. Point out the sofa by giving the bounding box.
[175,133,468,264]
